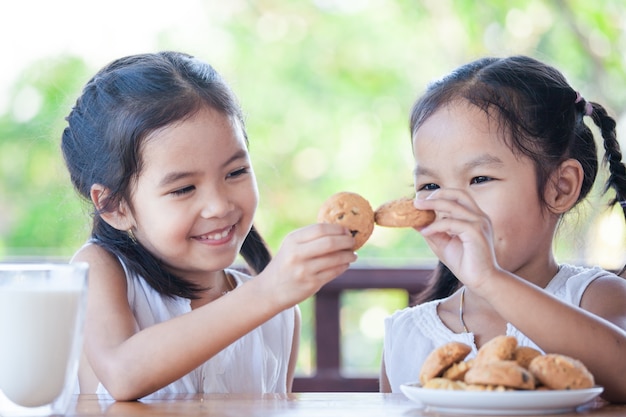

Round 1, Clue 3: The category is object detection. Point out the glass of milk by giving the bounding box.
[0,263,88,416]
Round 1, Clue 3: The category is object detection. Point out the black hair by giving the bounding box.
[61,51,271,299]
[409,55,626,304]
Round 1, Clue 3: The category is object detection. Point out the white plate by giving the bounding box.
[400,382,603,415]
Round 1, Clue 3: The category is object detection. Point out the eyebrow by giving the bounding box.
[157,149,250,188]
[158,170,199,188]
[464,154,504,169]
[413,153,504,177]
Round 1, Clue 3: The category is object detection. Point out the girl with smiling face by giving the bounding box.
[381,56,626,402]
[61,52,357,401]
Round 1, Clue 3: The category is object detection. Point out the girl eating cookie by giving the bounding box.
[380,55,626,403]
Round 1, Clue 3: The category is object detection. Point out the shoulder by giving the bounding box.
[581,268,626,302]
[71,242,128,294]
[558,263,626,292]
[549,264,612,299]
[576,267,626,327]
[72,242,121,271]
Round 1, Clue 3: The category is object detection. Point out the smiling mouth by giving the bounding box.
[194,225,234,241]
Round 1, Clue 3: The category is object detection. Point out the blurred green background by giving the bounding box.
[1,0,626,377]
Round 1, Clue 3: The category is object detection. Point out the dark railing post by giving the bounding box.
[314,291,341,377]
[293,267,434,392]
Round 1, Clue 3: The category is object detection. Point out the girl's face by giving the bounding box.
[412,100,557,276]
[128,107,258,282]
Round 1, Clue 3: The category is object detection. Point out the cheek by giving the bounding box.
[239,182,259,226]
[244,172,259,203]
[246,182,259,211]
[251,184,260,210]
[488,200,542,247]
[475,196,520,242]
[145,217,187,242]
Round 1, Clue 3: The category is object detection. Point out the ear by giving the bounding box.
[544,159,584,214]
[90,184,135,231]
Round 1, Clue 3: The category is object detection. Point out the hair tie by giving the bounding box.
[575,91,593,116]
[620,201,626,209]
[575,92,583,103]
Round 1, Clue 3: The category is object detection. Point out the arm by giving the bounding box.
[286,306,301,393]
[414,189,626,402]
[475,271,626,402]
[76,223,356,401]
[379,356,391,393]
[77,351,99,393]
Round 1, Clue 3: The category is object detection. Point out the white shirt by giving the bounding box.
[93,265,295,398]
[383,264,610,393]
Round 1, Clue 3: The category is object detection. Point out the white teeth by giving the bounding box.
[200,227,231,241]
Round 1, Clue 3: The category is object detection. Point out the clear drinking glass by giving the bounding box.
[0,263,88,416]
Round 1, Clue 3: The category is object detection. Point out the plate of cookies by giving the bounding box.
[400,383,603,415]
[400,336,603,415]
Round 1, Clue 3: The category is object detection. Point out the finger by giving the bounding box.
[274,231,357,273]
[419,216,486,242]
[297,227,356,253]
[291,223,353,244]
[303,251,357,280]
[313,263,352,285]
[415,192,484,224]
[302,235,358,260]
[416,188,480,210]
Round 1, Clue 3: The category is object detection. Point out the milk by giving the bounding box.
[0,288,81,407]
[0,263,87,414]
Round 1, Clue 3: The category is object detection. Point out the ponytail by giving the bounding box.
[589,103,626,210]
[587,102,626,274]
[240,225,272,275]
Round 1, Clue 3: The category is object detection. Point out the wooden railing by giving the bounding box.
[292,267,434,392]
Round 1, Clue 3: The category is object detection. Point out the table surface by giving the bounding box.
[66,392,626,417]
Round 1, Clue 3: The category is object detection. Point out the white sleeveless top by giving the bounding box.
[383,264,611,393]
[94,264,295,398]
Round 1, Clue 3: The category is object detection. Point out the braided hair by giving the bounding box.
[61,51,271,299]
[410,55,626,304]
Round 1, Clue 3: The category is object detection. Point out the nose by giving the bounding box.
[199,187,232,219]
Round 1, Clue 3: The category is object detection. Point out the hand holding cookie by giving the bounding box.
[374,197,435,228]
[317,192,375,250]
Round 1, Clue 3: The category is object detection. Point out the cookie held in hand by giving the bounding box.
[317,192,375,250]
[374,197,435,228]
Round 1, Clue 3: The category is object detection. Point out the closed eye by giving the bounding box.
[171,185,195,196]
[227,167,250,179]
[470,176,493,185]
